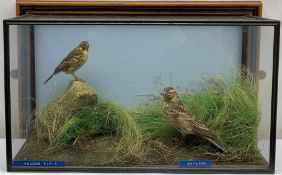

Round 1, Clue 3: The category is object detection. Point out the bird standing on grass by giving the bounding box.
[160,87,225,153]
[43,41,89,84]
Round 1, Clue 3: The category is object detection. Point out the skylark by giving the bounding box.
[161,87,225,152]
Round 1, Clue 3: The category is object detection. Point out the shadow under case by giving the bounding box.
[3,15,280,173]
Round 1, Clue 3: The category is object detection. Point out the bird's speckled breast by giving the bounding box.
[163,102,180,124]
[82,50,88,62]
[75,49,88,69]
[162,101,194,135]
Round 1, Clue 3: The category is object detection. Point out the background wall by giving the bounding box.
[0,0,281,139]
[35,25,242,108]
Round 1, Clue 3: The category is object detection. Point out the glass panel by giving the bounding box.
[9,25,25,159]
[257,26,274,163]
[8,23,275,170]
[10,25,35,159]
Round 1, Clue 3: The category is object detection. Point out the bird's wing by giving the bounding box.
[176,103,208,128]
[177,103,215,137]
[173,99,225,152]
[54,47,83,74]
[191,124,217,140]
[63,47,83,62]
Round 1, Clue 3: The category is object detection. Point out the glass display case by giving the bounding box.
[3,14,280,173]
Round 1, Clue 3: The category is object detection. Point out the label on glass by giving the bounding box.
[13,160,65,167]
[179,160,212,167]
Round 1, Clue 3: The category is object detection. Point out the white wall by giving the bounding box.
[260,0,282,139]
[0,0,16,138]
[0,0,281,139]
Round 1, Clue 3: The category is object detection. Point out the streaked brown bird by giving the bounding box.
[43,41,89,84]
[160,87,225,152]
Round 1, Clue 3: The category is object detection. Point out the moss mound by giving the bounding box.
[35,80,143,163]
[35,80,97,143]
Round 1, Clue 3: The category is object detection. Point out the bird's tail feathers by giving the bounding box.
[204,136,226,153]
[191,127,225,153]
[43,74,54,84]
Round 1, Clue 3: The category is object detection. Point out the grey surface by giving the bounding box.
[1,139,282,173]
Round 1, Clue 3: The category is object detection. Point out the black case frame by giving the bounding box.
[3,14,280,173]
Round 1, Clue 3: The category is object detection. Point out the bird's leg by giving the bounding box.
[173,136,186,148]
[180,136,187,146]
[71,72,79,80]
[71,72,85,83]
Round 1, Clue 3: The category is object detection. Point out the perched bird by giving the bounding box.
[43,41,89,84]
[160,87,225,152]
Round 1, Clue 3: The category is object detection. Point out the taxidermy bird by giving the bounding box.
[43,41,89,84]
[160,87,225,153]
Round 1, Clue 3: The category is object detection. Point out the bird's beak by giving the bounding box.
[160,92,164,97]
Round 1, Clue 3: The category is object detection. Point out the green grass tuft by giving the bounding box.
[180,72,259,149]
[130,103,181,142]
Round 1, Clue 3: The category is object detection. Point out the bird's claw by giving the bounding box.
[69,79,86,84]
[76,79,86,83]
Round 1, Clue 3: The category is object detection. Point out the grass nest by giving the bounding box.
[33,71,261,165]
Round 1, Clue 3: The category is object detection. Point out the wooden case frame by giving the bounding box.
[16,1,262,16]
